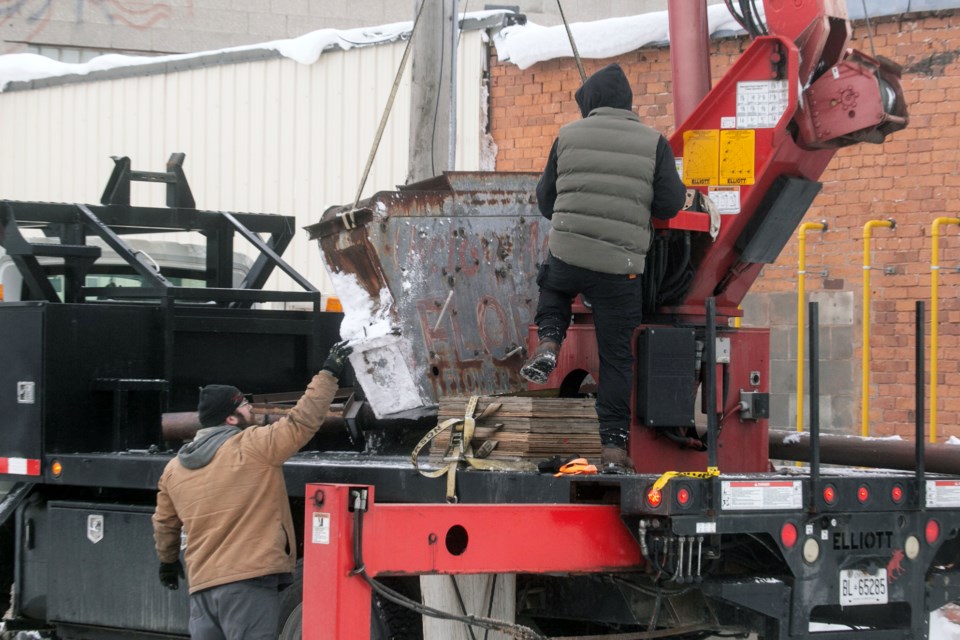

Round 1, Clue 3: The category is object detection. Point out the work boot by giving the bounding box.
[600,445,635,475]
[520,340,559,384]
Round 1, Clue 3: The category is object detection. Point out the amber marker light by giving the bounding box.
[51,460,63,477]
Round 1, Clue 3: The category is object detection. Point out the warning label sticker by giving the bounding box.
[312,512,331,544]
[736,80,789,129]
[682,129,720,186]
[708,186,741,214]
[926,480,960,508]
[720,129,755,186]
[721,480,803,511]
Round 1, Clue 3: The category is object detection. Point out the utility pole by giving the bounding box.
[408,0,457,184]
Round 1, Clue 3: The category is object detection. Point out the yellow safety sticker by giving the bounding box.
[682,129,720,186]
[720,129,755,186]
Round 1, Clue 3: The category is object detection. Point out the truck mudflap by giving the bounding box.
[306,172,547,419]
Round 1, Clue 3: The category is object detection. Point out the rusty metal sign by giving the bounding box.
[307,172,547,418]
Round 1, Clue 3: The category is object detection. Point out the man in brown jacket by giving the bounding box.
[152,341,351,639]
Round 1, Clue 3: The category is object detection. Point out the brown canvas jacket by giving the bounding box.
[152,371,338,593]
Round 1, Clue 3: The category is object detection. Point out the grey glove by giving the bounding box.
[322,341,353,378]
[159,560,184,590]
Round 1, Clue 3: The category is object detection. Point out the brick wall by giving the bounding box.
[489,11,960,441]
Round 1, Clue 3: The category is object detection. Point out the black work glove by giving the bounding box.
[322,341,353,378]
[159,560,184,591]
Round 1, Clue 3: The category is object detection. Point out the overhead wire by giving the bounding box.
[861,0,878,57]
[352,0,428,210]
[556,0,587,83]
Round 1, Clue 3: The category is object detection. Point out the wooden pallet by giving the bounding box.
[430,396,601,462]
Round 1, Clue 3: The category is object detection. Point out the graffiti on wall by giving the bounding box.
[1,0,194,52]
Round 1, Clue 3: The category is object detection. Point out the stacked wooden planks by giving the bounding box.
[430,395,601,461]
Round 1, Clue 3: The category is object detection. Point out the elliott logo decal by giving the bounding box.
[832,530,893,551]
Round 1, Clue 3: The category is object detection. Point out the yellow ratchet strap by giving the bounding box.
[411,397,536,503]
[652,466,720,492]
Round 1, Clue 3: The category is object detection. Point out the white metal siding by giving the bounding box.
[0,30,488,296]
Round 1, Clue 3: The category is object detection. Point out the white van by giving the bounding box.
[0,237,252,302]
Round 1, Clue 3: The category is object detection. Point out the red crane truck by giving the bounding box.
[3,1,959,639]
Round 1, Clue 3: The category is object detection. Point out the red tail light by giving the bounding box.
[780,522,798,548]
[891,485,904,504]
[926,519,941,545]
[646,488,662,508]
[823,485,837,505]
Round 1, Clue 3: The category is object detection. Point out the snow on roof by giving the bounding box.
[491,0,960,70]
[492,4,745,70]
[0,9,511,93]
[5,1,960,91]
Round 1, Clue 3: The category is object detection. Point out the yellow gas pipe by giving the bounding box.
[861,219,895,437]
[931,217,960,443]
[797,221,827,433]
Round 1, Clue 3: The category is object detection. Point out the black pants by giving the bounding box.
[534,254,642,448]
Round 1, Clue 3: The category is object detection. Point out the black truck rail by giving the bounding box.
[1,153,317,306]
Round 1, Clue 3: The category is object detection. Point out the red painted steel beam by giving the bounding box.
[302,483,643,640]
[667,0,711,130]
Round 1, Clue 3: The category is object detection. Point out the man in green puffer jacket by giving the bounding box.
[152,341,351,639]
[520,63,686,474]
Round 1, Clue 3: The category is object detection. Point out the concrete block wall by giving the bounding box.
[489,10,960,441]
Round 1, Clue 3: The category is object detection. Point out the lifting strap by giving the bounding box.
[411,396,537,502]
[652,466,721,493]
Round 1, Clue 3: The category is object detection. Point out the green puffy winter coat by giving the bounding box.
[549,106,661,275]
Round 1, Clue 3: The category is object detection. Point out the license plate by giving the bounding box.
[839,569,888,606]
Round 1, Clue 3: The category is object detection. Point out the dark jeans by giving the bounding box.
[188,574,281,640]
[534,254,643,448]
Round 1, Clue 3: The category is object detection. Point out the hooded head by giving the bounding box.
[197,384,245,427]
[574,63,634,118]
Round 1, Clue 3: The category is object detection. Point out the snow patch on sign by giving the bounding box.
[328,267,432,418]
[328,271,395,342]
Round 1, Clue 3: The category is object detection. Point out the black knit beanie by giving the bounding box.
[197,385,245,427]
